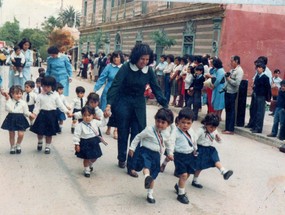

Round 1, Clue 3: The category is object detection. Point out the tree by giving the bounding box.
[0,18,20,45]
[57,6,80,27]
[21,28,47,49]
[41,16,61,34]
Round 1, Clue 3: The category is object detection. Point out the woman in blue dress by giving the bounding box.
[208,57,225,121]
[9,38,33,89]
[94,51,124,139]
[45,46,73,96]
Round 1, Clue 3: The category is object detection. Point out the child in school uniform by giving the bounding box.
[128,108,174,204]
[30,76,72,154]
[38,67,45,78]
[173,107,198,204]
[33,77,42,94]
[192,113,233,189]
[187,65,205,120]
[1,85,35,154]
[23,81,37,113]
[71,86,87,134]
[74,105,110,178]
[56,83,71,133]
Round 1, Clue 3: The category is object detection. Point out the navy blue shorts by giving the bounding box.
[174,152,197,175]
[195,145,220,170]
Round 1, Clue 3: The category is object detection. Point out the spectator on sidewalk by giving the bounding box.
[267,80,285,139]
[163,54,175,104]
[269,69,282,116]
[155,55,167,94]
[222,56,244,135]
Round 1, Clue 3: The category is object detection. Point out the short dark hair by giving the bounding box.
[47,46,59,55]
[201,56,209,66]
[87,92,100,104]
[166,54,174,63]
[41,76,56,90]
[25,80,35,88]
[280,80,285,86]
[181,57,188,65]
[201,113,220,127]
[75,86,85,94]
[255,62,266,70]
[9,85,23,98]
[56,82,64,90]
[195,64,204,74]
[257,56,268,65]
[274,69,280,74]
[154,108,174,124]
[13,45,21,52]
[160,55,167,61]
[213,57,223,69]
[81,105,95,115]
[194,55,202,64]
[18,38,32,49]
[174,56,181,63]
[36,77,42,83]
[177,107,194,121]
[38,67,45,73]
[110,51,124,64]
[231,55,240,64]
[129,43,154,65]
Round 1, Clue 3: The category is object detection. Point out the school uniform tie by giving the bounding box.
[153,127,164,154]
[26,93,30,103]
[38,87,41,94]
[80,98,83,108]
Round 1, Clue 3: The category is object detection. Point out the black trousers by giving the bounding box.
[225,92,237,132]
[251,96,266,132]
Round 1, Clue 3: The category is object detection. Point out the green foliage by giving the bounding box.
[150,30,176,48]
[0,18,20,45]
[57,6,80,27]
[41,16,61,34]
[20,28,48,50]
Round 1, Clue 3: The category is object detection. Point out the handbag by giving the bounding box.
[269,100,277,112]
[271,87,279,97]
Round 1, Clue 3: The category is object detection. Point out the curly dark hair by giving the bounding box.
[177,107,195,121]
[201,113,220,127]
[213,57,223,69]
[155,108,174,124]
[129,43,154,65]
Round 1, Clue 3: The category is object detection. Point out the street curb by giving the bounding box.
[146,100,284,149]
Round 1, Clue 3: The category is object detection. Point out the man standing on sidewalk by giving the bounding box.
[222,56,244,135]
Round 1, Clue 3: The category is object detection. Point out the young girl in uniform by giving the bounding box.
[193,113,233,189]
[30,76,72,154]
[73,105,110,178]
[56,83,71,133]
[173,107,198,204]
[1,85,35,154]
[128,108,174,204]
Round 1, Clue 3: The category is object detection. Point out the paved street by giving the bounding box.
[0,66,284,215]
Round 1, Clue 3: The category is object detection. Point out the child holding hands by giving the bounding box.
[128,108,174,204]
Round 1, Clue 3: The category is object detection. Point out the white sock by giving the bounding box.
[85,167,90,172]
[59,125,63,129]
[193,176,199,183]
[10,144,16,149]
[178,187,185,195]
[38,139,43,145]
[46,144,51,149]
[220,167,226,175]
[144,173,150,178]
[147,189,154,198]
[162,160,168,166]
[16,144,21,149]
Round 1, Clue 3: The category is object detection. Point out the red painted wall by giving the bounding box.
[219,8,285,88]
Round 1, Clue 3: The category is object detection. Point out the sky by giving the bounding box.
[0,0,82,29]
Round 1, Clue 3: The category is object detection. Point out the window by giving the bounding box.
[183,35,194,55]
[118,0,125,6]
[102,0,107,22]
[115,33,121,51]
[166,1,173,9]
[93,0,96,13]
[126,0,133,3]
[84,0,87,16]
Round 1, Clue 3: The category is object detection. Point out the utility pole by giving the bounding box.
[60,0,63,12]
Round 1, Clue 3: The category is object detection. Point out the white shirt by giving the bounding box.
[5,99,32,117]
[11,51,25,64]
[58,93,69,108]
[185,73,194,89]
[33,91,69,115]
[23,91,37,106]
[272,77,282,88]
[72,97,87,110]
[129,125,175,156]
[196,127,220,147]
[163,62,175,74]
[73,118,109,145]
[174,127,197,154]
[33,87,42,94]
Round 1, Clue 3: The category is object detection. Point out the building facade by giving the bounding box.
[78,0,224,57]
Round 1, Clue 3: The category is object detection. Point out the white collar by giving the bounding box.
[129,63,149,74]
[111,63,122,68]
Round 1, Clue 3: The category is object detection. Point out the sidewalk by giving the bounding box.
[148,97,284,148]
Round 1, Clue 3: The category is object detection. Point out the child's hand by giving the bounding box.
[103,111,111,118]
[67,106,72,110]
[11,59,15,62]
[167,155,174,161]
[75,145,80,152]
[67,111,73,118]
[94,115,101,120]
[2,91,10,100]
[29,113,36,120]
[215,134,221,142]
[128,150,134,157]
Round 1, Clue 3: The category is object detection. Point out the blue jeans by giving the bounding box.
[278,109,285,140]
[271,107,282,136]
[225,92,237,132]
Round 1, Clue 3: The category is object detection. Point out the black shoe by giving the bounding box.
[37,144,43,151]
[146,196,156,204]
[223,170,233,180]
[191,181,203,189]
[144,176,153,189]
[118,161,126,168]
[177,194,189,204]
[90,166,94,172]
[71,128,75,134]
[16,148,21,154]
[267,133,277,137]
[58,127,62,134]
[244,124,252,128]
[10,149,16,154]
[128,170,138,178]
[174,184,178,194]
[84,171,90,178]
[44,147,50,154]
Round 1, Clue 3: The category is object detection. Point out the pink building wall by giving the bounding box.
[219,5,285,86]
